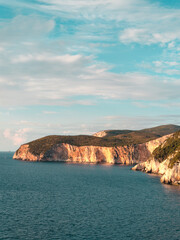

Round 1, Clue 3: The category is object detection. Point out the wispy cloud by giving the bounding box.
[0,49,179,106]
[36,0,180,46]
[43,111,57,114]
[133,101,180,109]
[0,15,54,43]
[12,54,83,64]
[2,0,180,46]
[103,114,180,130]
[140,55,180,76]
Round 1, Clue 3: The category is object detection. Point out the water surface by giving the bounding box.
[0,152,179,240]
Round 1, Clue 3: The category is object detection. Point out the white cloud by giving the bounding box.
[12,54,83,64]
[132,101,180,109]
[119,28,149,44]
[3,128,31,146]
[0,77,6,83]
[168,42,175,48]
[119,28,180,45]
[43,111,57,114]
[164,61,179,66]
[147,60,180,75]
[0,15,55,43]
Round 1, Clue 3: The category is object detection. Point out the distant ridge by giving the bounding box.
[93,124,180,139]
[93,129,133,137]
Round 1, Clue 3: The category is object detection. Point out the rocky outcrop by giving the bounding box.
[132,157,180,185]
[160,163,180,185]
[13,134,171,164]
[93,131,107,138]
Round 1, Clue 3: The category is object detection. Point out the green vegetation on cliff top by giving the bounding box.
[101,124,180,138]
[153,130,180,168]
[17,124,180,156]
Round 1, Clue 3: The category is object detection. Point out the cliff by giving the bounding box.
[132,131,180,185]
[132,158,180,185]
[13,134,170,164]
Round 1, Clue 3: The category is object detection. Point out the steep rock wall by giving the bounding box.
[42,144,149,164]
[132,158,180,185]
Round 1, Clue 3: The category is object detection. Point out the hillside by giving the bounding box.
[16,124,180,157]
[93,124,180,141]
[153,130,180,168]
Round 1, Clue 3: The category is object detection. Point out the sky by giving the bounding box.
[0,0,180,151]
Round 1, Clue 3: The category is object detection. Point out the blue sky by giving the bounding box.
[0,0,180,150]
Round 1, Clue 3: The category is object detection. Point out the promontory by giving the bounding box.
[13,124,180,185]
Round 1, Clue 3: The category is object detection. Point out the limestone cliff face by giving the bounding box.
[132,158,180,185]
[160,163,180,185]
[145,134,172,154]
[38,143,150,164]
[13,135,170,164]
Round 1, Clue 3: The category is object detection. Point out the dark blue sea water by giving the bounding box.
[0,152,180,240]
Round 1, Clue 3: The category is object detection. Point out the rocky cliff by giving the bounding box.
[132,158,180,185]
[132,131,180,185]
[13,134,170,164]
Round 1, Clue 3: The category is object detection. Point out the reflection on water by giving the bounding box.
[163,183,180,196]
[142,170,180,198]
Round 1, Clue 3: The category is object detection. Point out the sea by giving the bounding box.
[0,152,180,240]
